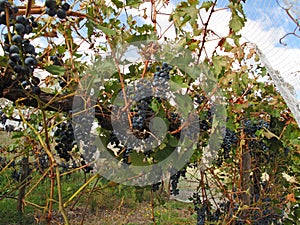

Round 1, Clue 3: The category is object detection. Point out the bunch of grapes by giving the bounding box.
[243,119,270,137]
[153,62,172,86]
[191,195,231,225]
[73,111,97,171]
[192,193,208,225]
[35,150,49,173]
[0,1,42,93]
[45,0,70,19]
[53,115,94,173]
[169,167,186,196]
[0,0,18,24]
[151,181,162,192]
[131,99,149,131]
[221,128,238,159]
[131,62,174,135]
[215,128,238,165]
[54,120,76,162]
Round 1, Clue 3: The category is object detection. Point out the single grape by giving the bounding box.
[12,34,22,43]
[8,59,15,67]
[45,0,56,9]
[25,24,33,34]
[16,15,26,24]
[23,43,35,54]
[31,21,38,28]
[15,23,25,34]
[46,7,57,16]
[10,53,20,62]
[31,76,40,86]
[9,45,20,54]
[14,65,22,73]
[57,8,67,19]
[62,3,70,11]
[32,86,41,95]
[59,81,67,88]
[24,56,37,66]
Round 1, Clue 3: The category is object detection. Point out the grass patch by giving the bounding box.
[0,169,196,224]
[0,132,196,224]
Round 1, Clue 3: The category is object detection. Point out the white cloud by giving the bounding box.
[241,20,300,75]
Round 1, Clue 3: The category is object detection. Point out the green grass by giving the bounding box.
[0,131,196,224]
[0,131,15,147]
[0,168,196,224]
[0,198,36,225]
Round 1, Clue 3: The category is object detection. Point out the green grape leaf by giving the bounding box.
[174,93,192,117]
[44,65,65,75]
[166,134,179,147]
[130,151,150,166]
[111,0,123,8]
[154,146,174,162]
[170,75,189,91]
[229,12,245,32]
[212,55,228,77]
[200,1,214,11]
[126,0,142,7]
[126,34,152,43]
[89,20,117,37]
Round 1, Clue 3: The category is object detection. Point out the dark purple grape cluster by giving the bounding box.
[243,119,270,137]
[221,128,238,158]
[53,114,94,173]
[35,150,49,173]
[73,111,97,172]
[54,120,76,162]
[5,20,38,76]
[199,119,210,131]
[151,181,162,192]
[191,195,232,225]
[170,167,186,196]
[192,193,207,225]
[249,139,269,152]
[152,62,172,89]
[0,1,41,92]
[45,0,70,19]
[0,0,18,25]
[215,128,238,165]
[132,99,149,131]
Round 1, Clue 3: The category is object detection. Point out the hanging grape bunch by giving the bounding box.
[0,1,42,94]
[54,120,77,162]
[45,0,70,19]
[0,0,71,95]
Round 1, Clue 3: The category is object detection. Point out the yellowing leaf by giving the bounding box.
[286,193,296,203]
